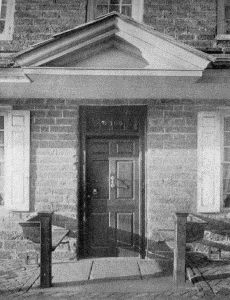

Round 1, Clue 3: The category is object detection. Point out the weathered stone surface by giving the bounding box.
[0,250,12,259]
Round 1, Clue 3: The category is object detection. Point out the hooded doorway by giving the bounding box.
[79,106,146,258]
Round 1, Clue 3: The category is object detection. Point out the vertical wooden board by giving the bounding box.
[200,131,217,207]
[197,112,221,213]
[88,160,109,199]
[90,213,109,246]
[90,141,109,155]
[116,141,134,155]
[116,212,133,246]
[5,111,30,211]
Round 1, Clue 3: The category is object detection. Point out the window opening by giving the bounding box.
[223,116,230,207]
[96,0,132,18]
[0,0,7,34]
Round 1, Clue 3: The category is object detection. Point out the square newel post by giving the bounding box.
[38,212,52,288]
[173,212,188,286]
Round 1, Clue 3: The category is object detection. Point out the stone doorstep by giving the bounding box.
[1,258,199,298]
[52,259,165,281]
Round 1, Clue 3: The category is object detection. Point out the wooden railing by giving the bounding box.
[39,212,52,288]
[173,212,207,286]
[20,211,204,288]
[173,212,188,286]
[20,212,69,288]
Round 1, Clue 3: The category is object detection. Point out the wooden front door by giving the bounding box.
[86,137,140,257]
[80,106,146,258]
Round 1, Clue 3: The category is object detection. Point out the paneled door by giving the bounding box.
[85,137,140,257]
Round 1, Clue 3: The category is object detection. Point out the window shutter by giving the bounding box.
[5,111,30,211]
[197,112,221,213]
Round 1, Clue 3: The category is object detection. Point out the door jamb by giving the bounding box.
[78,106,147,259]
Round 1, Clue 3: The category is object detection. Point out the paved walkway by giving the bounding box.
[1,253,230,299]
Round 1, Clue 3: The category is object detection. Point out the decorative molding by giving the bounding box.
[0,69,31,82]
[117,18,212,69]
[23,67,203,77]
[0,105,12,111]
[14,13,213,71]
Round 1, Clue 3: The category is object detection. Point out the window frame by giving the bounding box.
[86,0,143,23]
[0,0,15,41]
[220,112,230,211]
[198,110,230,213]
[0,112,6,207]
[216,0,230,40]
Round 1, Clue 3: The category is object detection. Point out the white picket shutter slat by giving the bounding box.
[5,111,30,211]
[197,112,221,213]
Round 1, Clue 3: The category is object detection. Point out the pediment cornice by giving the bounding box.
[14,12,214,71]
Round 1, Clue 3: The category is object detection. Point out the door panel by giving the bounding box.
[116,161,134,199]
[117,213,134,246]
[90,213,109,246]
[85,138,140,257]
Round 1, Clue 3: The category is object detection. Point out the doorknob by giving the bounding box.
[110,175,115,188]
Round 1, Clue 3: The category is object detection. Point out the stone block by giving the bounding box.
[63,111,78,118]
[56,133,76,140]
[46,110,63,118]
[174,118,185,126]
[50,126,75,133]
[56,118,77,126]
[31,110,46,117]
[148,126,164,133]
[32,133,58,140]
[0,250,12,259]
[51,140,77,148]
[148,133,172,141]
[15,18,34,26]
[178,34,195,40]
[147,139,164,149]
[34,118,55,125]
[41,126,49,132]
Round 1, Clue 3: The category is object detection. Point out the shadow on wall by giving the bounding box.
[26,213,77,238]
[21,213,174,262]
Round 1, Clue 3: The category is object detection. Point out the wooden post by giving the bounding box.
[86,0,96,22]
[173,212,188,286]
[38,212,52,288]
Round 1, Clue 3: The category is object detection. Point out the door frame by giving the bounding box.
[78,105,147,259]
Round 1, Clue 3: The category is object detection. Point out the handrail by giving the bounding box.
[173,212,188,286]
[38,212,52,288]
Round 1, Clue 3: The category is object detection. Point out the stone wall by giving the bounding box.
[145,99,230,256]
[1,0,87,52]
[1,99,230,260]
[0,0,224,54]
[143,0,216,50]
[0,99,79,261]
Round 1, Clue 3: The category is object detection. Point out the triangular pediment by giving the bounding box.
[14,12,214,71]
[43,37,150,68]
[67,47,148,69]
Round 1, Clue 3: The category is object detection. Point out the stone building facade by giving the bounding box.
[1,0,230,261]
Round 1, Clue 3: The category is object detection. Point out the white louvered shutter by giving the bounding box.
[5,111,30,211]
[197,112,221,213]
